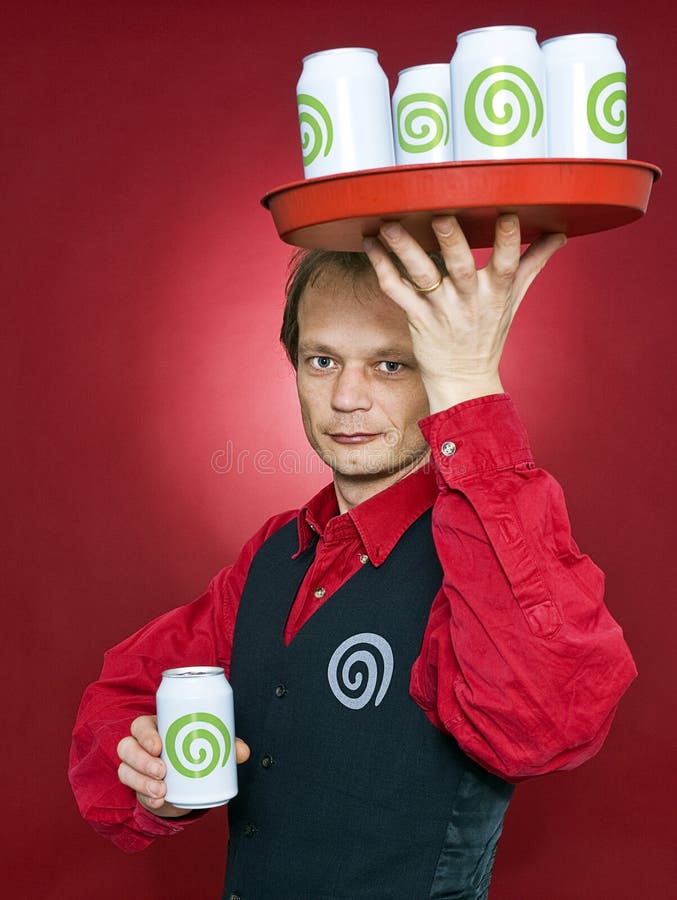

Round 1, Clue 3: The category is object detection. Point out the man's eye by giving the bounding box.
[378,361,403,374]
[311,356,334,369]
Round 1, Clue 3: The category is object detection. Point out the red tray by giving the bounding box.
[261,159,661,251]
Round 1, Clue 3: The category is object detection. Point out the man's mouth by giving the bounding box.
[328,432,381,445]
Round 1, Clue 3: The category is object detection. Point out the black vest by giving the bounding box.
[224,511,513,900]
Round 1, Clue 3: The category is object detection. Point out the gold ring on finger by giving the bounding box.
[411,275,443,294]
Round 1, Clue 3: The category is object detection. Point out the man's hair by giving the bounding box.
[280,249,375,368]
[280,247,446,368]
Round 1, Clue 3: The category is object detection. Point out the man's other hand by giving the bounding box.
[117,714,250,817]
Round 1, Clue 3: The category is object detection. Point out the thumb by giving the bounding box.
[235,738,251,764]
[516,233,567,294]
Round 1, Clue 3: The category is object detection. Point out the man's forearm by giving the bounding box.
[411,394,637,779]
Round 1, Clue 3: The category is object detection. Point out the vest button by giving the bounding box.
[261,753,274,768]
[275,684,287,698]
[314,587,326,598]
[243,822,257,837]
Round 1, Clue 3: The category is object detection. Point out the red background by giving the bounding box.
[4,1,675,898]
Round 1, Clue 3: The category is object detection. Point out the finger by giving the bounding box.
[117,733,166,780]
[377,222,444,293]
[519,232,567,279]
[431,216,477,295]
[362,236,425,318]
[138,793,170,812]
[485,214,522,285]
[235,738,251,764]
[130,714,162,756]
[117,759,167,806]
[511,233,567,314]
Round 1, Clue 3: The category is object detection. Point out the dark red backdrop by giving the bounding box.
[4,2,675,898]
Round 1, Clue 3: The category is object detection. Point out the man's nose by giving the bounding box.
[331,366,372,412]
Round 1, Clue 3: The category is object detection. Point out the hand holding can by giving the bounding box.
[156,666,238,809]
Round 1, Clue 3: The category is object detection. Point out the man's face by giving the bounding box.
[296,268,430,506]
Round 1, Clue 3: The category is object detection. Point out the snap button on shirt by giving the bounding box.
[441,441,457,457]
[274,684,287,698]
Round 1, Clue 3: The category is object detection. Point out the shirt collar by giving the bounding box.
[295,463,438,566]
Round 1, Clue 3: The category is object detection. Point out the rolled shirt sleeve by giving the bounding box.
[68,574,231,852]
[410,393,637,780]
[68,511,295,852]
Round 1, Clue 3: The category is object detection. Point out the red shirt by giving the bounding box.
[69,394,637,853]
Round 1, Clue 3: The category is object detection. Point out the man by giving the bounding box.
[69,216,637,899]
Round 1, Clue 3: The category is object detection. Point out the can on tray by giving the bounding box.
[156,666,238,809]
[296,47,395,178]
[450,25,546,160]
[392,64,453,164]
[542,33,627,158]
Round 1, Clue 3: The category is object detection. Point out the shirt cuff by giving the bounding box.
[132,801,207,837]
[418,393,534,485]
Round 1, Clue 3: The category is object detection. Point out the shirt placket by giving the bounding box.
[284,518,366,643]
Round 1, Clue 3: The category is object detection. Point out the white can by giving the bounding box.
[156,666,238,809]
[450,25,546,160]
[392,64,453,164]
[296,47,395,178]
[542,33,627,158]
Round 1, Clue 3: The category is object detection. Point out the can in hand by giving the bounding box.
[450,25,546,160]
[296,47,395,178]
[156,666,238,809]
[542,33,627,158]
[392,64,453,164]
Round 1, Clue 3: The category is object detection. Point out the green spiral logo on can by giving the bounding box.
[464,65,543,146]
[587,72,627,143]
[396,92,450,154]
[297,93,334,167]
[165,712,232,779]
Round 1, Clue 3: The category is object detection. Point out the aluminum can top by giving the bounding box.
[397,63,449,77]
[541,33,618,48]
[456,25,537,41]
[302,47,378,64]
[161,666,224,678]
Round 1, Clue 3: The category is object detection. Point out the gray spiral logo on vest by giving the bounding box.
[327,633,394,709]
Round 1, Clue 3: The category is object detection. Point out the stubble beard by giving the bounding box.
[308,428,430,483]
